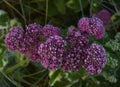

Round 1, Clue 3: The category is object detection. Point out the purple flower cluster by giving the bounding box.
[62,47,83,72]
[5,17,107,75]
[81,44,107,75]
[5,27,24,51]
[5,23,60,63]
[67,28,89,47]
[78,17,89,32]
[19,23,42,54]
[78,17,105,39]
[28,43,41,62]
[93,9,111,26]
[42,24,61,39]
[38,35,66,70]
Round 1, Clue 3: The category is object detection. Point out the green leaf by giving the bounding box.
[115,32,120,41]
[66,68,86,81]
[48,2,59,16]
[0,10,9,29]
[0,58,3,67]
[114,0,120,4]
[86,82,100,87]
[54,0,66,14]
[66,0,88,12]
[67,72,80,81]
[9,19,21,27]
[106,52,118,69]
[70,81,82,87]
[105,40,120,52]
[49,69,62,86]
[102,72,117,83]
[53,79,70,87]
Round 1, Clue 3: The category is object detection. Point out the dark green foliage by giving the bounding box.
[0,0,120,87]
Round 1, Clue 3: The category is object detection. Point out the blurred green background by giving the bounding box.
[0,0,120,87]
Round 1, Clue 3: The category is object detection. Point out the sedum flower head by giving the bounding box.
[28,43,41,62]
[4,27,24,51]
[25,23,42,46]
[81,43,107,75]
[25,23,42,38]
[62,47,83,72]
[42,24,61,39]
[67,28,89,47]
[38,35,66,70]
[78,17,89,32]
[78,17,105,40]
[88,17,105,39]
[94,9,111,26]
[18,23,42,54]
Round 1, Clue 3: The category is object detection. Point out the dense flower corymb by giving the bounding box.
[81,43,107,75]
[25,23,42,38]
[25,23,42,46]
[18,23,42,54]
[38,35,66,70]
[88,17,105,39]
[28,43,41,62]
[4,27,24,51]
[62,47,83,72]
[4,22,107,75]
[93,9,111,26]
[18,38,30,54]
[78,17,89,32]
[67,28,89,47]
[78,17,105,39]
[42,24,61,39]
